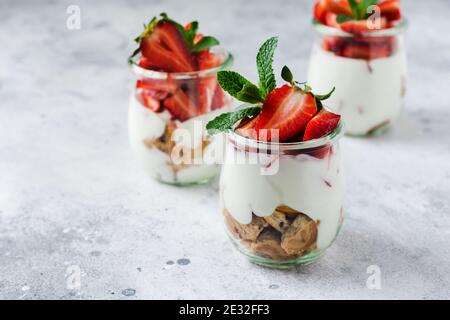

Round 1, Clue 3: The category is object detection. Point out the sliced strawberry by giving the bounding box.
[211,84,227,110]
[340,18,387,34]
[136,78,177,100]
[138,57,153,69]
[379,0,401,21]
[195,50,223,70]
[303,109,341,141]
[322,36,346,53]
[325,12,340,28]
[163,90,198,121]
[140,21,196,72]
[341,42,391,60]
[323,0,352,16]
[314,1,328,25]
[237,85,318,142]
[140,90,160,112]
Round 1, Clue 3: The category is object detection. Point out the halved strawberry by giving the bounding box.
[140,90,160,112]
[303,109,341,141]
[163,90,198,121]
[138,57,153,69]
[322,36,346,53]
[140,21,196,72]
[237,85,318,142]
[323,0,352,16]
[340,18,388,34]
[341,43,391,60]
[314,1,328,25]
[379,0,401,21]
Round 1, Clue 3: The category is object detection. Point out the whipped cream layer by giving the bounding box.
[307,39,407,135]
[220,141,344,250]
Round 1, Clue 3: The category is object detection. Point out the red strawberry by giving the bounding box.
[138,57,153,69]
[325,12,340,28]
[140,21,196,72]
[237,85,318,142]
[195,50,224,113]
[323,0,352,16]
[211,85,227,110]
[379,0,401,21]
[340,18,387,34]
[303,109,341,141]
[163,90,198,121]
[140,90,160,112]
[314,1,328,25]
[322,36,346,53]
[341,43,391,60]
[136,78,177,100]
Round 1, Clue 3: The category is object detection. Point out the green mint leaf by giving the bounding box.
[281,66,294,84]
[336,14,354,24]
[217,71,264,104]
[191,36,220,52]
[256,36,278,99]
[314,87,336,101]
[206,107,262,134]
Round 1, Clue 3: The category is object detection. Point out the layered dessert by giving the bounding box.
[308,0,407,136]
[128,13,232,185]
[207,37,344,267]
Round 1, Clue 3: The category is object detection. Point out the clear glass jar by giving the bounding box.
[220,112,345,268]
[128,47,233,186]
[307,20,408,136]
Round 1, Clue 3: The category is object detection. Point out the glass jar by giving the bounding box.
[128,47,233,185]
[219,112,345,268]
[307,20,408,136]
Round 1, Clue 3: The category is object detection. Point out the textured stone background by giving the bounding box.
[0,0,449,299]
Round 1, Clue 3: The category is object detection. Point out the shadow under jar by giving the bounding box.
[307,20,408,137]
[128,47,233,186]
[220,116,345,268]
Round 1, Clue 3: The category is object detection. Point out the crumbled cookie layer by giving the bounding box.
[143,121,210,176]
[223,206,318,261]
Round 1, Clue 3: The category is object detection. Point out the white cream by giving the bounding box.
[220,142,344,250]
[128,94,228,184]
[307,39,407,136]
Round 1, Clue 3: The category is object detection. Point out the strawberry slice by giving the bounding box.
[136,78,177,100]
[341,43,391,60]
[379,0,402,21]
[195,50,224,113]
[211,84,227,110]
[163,90,198,121]
[303,109,341,141]
[323,0,352,16]
[340,18,387,34]
[314,1,328,25]
[138,57,153,69]
[322,36,346,53]
[140,21,196,72]
[237,85,318,142]
[140,90,160,112]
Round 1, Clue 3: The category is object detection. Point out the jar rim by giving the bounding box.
[228,106,344,151]
[128,46,233,80]
[312,18,408,37]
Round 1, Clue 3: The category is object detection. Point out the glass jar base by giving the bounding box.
[156,176,215,187]
[228,235,324,269]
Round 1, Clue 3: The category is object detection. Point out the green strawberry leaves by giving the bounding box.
[206,106,262,135]
[257,37,278,99]
[191,36,220,52]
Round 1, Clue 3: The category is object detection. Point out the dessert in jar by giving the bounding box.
[207,37,345,268]
[128,14,233,185]
[308,0,407,136]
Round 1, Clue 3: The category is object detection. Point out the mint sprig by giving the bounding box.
[257,37,278,99]
[217,71,264,104]
[206,107,262,135]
